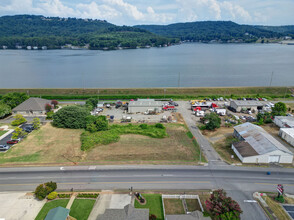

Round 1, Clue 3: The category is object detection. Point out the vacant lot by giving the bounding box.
[186,199,202,212]
[0,123,201,166]
[164,199,185,215]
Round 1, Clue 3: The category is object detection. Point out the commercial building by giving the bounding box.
[232,122,293,164]
[274,116,294,128]
[128,99,162,113]
[12,97,50,116]
[279,128,294,147]
[229,100,264,112]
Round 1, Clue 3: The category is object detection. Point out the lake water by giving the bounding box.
[0,43,293,88]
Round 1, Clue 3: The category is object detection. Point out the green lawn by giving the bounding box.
[135,194,164,220]
[35,199,69,220]
[0,130,7,137]
[69,199,96,220]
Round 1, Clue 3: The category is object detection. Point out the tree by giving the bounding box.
[205,189,242,219]
[51,100,58,108]
[12,127,27,139]
[203,112,221,130]
[45,103,52,112]
[86,98,99,110]
[32,118,41,130]
[52,105,90,129]
[86,115,108,132]
[46,111,54,120]
[0,103,11,118]
[1,92,29,108]
[272,102,287,116]
[11,114,27,126]
[34,181,57,200]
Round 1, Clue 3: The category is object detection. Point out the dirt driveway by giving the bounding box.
[0,192,45,220]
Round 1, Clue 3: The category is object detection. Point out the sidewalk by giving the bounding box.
[66,193,77,209]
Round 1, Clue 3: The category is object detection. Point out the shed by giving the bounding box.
[12,97,50,116]
[279,128,294,147]
[232,122,293,164]
[274,116,294,128]
[215,109,226,116]
[45,207,70,220]
[229,101,264,112]
[128,99,162,113]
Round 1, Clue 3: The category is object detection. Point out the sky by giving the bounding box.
[0,0,293,26]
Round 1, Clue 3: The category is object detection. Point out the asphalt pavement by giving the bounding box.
[0,124,32,146]
[1,165,293,220]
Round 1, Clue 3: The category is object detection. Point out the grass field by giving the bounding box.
[164,199,185,215]
[186,199,202,212]
[0,130,8,136]
[263,196,291,220]
[0,87,292,100]
[35,199,69,220]
[69,199,96,220]
[135,194,164,220]
[0,122,202,166]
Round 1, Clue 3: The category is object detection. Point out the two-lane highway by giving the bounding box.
[1,165,293,220]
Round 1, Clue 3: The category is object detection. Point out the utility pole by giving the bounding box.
[178,72,181,87]
[269,71,274,87]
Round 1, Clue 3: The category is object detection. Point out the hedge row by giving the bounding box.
[77,193,99,198]
[58,193,71,198]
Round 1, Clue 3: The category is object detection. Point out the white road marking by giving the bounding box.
[60,167,65,170]
[244,200,257,203]
[89,166,96,170]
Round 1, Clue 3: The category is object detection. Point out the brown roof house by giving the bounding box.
[12,97,50,116]
[97,204,149,220]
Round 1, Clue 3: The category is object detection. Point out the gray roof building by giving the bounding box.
[97,204,149,220]
[229,100,264,112]
[274,116,294,128]
[128,99,162,113]
[45,207,70,220]
[12,97,49,112]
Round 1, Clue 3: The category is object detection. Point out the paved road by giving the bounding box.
[177,101,226,166]
[0,124,31,146]
[1,165,294,220]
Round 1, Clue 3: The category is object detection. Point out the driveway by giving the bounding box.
[0,192,45,220]
[0,124,31,146]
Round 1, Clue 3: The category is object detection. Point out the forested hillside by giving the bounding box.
[255,25,294,35]
[0,15,175,49]
[136,21,292,42]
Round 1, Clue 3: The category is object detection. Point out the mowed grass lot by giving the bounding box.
[0,130,8,136]
[69,199,96,220]
[35,199,69,220]
[164,199,185,215]
[135,194,164,220]
[0,123,202,165]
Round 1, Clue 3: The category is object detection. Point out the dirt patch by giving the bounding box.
[164,199,185,215]
[186,199,202,212]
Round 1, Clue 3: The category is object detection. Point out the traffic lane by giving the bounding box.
[0,124,30,146]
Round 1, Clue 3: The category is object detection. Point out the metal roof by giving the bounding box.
[12,97,49,111]
[45,207,69,220]
[234,122,292,155]
[280,128,294,139]
[275,116,294,128]
[231,100,264,107]
[128,100,162,107]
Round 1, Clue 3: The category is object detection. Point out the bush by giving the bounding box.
[35,184,48,200]
[11,114,27,126]
[45,181,57,192]
[45,103,53,112]
[32,118,41,130]
[47,191,58,200]
[155,123,164,129]
[275,196,285,203]
[11,127,27,139]
[149,214,157,220]
[203,113,221,130]
[51,100,58,108]
[46,111,54,120]
[52,105,90,129]
[139,124,148,129]
[58,193,71,198]
[77,193,99,198]
[86,115,108,132]
[0,103,11,118]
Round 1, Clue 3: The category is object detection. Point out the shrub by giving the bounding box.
[45,181,57,192]
[45,103,53,112]
[275,196,285,203]
[58,194,71,198]
[51,100,58,108]
[11,127,27,139]
[32,118,41,130]
[47,191,58,200]
[0,103,11,118]
[52,105,90,129]
[272,102,287,116]
[139,124,148,129]
[46,111,54,120]
[35,184,48,200]
[149,214,157,220]
[203,113,221,130]
[155,123,164,129]
[86,98,98,110]
[86,115,108,132]
[77,193,99,198]
[11,114,27,126]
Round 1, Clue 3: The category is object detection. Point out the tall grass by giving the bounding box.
[81,124,167,151]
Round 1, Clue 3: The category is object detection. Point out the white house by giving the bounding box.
[232,122,293,164]
[279,128,294,147]
[274,116,294,128]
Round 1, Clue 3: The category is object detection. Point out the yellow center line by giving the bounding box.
[0,181,211,186]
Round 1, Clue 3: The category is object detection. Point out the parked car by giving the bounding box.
[0,145,10,151]
[24,127,33,133]
[6,139,19,145]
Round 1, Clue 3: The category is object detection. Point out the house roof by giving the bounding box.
[231,100,264,107]
[275,116,294,128]
[45,207,70,220]
[280,128,294,139]
[234,122,293,156]
[12,97,49,111]
[97,204,149,220]
[233,141,259,157]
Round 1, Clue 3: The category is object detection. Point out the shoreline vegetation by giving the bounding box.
[0,87,293,100]
[0,15,293,51]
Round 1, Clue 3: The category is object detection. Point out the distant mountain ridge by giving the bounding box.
[135,21,294,42]
[0,15,174,49]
